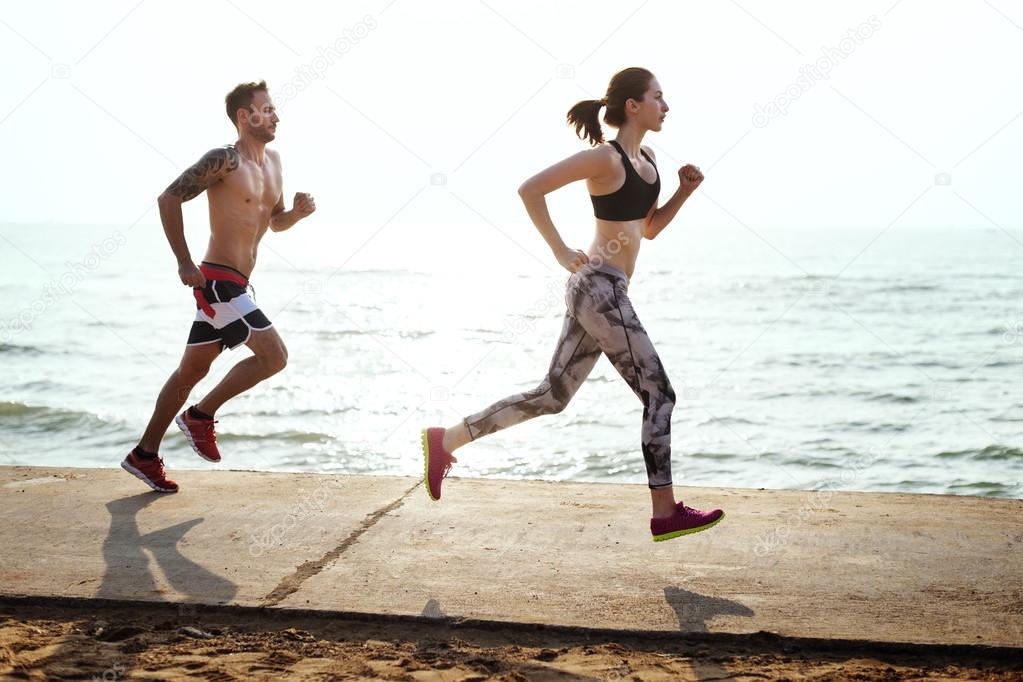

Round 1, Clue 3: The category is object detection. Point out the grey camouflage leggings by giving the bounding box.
[463,264,676,489]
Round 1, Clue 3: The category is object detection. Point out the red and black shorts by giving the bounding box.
[186,262,272,350]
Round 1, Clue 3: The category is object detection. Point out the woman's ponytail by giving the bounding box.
[566,99,606,146]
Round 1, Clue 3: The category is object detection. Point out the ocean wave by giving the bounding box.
[934,445,1023,461]
[759,389,840,399]
[0,343,43,355]
[800,437,840,446]
[829,421,912,433]
[872,284,941,293]
[313,329,387,339]
[914,360,963,369]
[216,430,335,445]
[0,401,120,433]
[944,481,1015,497]
[695,415,762,427]
[853,391,919,404]
[779,457,845,469]
[239,407,356,418]
[684,452,746,461]
[312,329,433,340]
[10,380,66,392]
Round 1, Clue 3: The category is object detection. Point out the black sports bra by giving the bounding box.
[589,140,660,221]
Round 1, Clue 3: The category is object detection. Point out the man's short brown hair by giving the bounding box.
[225,80,268,126]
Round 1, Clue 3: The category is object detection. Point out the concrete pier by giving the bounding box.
[1,466,1020,649]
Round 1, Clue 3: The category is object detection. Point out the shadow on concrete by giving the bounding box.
[98,493,237,604]
[663,585,755,633]
[664,585,756,681]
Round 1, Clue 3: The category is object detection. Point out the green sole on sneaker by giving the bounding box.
[420,429,438,501]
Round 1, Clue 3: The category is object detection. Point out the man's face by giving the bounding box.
[242,90,279,142]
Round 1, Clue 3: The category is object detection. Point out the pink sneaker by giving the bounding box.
[421,428,456,501]
[175,409,221,463]
[651,501,724,542]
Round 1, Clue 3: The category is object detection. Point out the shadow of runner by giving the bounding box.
[7,494,240,679]
[664,585,756,681]
[99,494,237,604]
[663,586,754,633]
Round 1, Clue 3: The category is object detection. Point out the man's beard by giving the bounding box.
[252,128,275,143]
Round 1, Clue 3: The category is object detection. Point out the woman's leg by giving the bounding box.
[445,309,602,451]
[571,274,678,517]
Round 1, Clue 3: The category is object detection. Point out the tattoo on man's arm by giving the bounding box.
[163,147,241,201]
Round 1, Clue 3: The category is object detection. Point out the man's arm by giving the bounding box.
[270,192,316,232]
[157,147,241,286]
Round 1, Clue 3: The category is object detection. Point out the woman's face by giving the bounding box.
[630,78,669,132]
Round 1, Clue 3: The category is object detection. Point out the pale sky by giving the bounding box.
[1,0,1019,252]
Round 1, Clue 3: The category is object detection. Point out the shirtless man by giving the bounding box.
[121,80,315,492]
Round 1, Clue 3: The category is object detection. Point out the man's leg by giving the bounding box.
[138,342,222,452]
[193,327,288,416]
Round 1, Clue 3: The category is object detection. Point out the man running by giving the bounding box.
[121,80,315,492]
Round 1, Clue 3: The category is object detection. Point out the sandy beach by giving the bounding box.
[3,600,1021,681]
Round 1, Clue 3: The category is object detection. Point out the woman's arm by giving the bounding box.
[518,147,614,272]
[644,152,704,239]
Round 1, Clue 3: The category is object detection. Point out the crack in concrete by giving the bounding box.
[260,480,421,607]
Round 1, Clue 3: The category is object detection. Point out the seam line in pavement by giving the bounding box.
[260,480,422,606]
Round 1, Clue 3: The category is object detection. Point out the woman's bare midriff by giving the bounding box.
[587,218,645,279]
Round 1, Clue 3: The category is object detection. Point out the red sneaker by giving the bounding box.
[175,409,221,463]
[421,427,456,501]
[121,451,179,493]
[651,501,724,542]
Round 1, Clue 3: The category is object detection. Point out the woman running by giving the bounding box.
[422,67,723,542]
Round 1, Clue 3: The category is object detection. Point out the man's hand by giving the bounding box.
[556,246,590,273]
[293,192,316,219]
[679,164,704,193]
[178,262,206,288]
